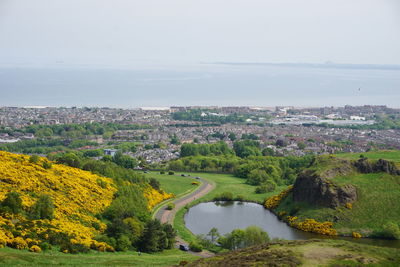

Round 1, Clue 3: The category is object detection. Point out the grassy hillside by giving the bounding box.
[0,151,118,251]
[188,239,400,267]
[272,153,400,238]
[0,151,172,253]
[336,150,400,163]
[182,172,287,204]
[0,247,198,266]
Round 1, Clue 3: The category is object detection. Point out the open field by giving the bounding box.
[175,172,287,204]
[0,247,198,267]
[143,171,199,196]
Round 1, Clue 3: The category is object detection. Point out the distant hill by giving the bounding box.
[212,62,400,70]
[270,153,400,239]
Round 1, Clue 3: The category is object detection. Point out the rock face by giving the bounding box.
[293,170,357,208]
[354,158,400,175]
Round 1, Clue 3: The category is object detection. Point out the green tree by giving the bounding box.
[116,235,131,251]
[56,153,82,168]
[247,169,268,185]
[243,226,270,247]
[29,155,40,164]
[138,219,175,253]
[255,180,276,194]
[297,142,306,150]
[42,161,52,169]
[162,223,176,249]
[170,134,180,145]
[208,227,220,242]
[262,147,275,156]
[189,241,202,252]
[30,195,55,220]
[113,152,137,169]
[149,178,161,191]
[123,217,144,244]
[218,229,246,250]
[1,191,23,214]
[218,226,269,250]
[228,132,236,141]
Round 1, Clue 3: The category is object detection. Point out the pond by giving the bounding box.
[184,201,400,248]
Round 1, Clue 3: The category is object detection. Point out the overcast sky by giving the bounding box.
[0,0,399,67]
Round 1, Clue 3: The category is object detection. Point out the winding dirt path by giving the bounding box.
[155,176,215,258]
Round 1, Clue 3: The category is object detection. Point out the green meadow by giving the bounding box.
[0,247,198,266]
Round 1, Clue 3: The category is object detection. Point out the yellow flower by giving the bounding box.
[29,245,42,253]
[352,232,362,238]
[265,186,293,209]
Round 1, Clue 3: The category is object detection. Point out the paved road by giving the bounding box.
[155,176,215,258]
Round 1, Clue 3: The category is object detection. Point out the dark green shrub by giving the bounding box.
[149,178,161,191]
[29,155,40,164]
[116,235,131,251]
[92,221,101,231]
[60,242,90,254]
[189,241,202,252]
[30,195,55,220]
[166,203,175,210]
[255,180,277,194]
[42,161,52,169]
[40,242,52,251]
[214,192,233,201]
[289,206,301,216]
[1,191,23,214]
[96,178,107,189]
[168,171,175,175]
[382,222,400,240]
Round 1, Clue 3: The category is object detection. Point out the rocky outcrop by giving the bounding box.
[354,158,400,175]
[293,170,357,208]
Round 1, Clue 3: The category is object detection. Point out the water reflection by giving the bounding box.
[184,201,400,248]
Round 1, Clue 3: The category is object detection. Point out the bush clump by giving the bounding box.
[29,245,42,253]
[214,192,234,201]
[0,191,23,214]
[166,203,175,210]
[189,241,202,252]
[382,222,400,240]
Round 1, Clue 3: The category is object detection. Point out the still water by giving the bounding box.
[184,201,400,248]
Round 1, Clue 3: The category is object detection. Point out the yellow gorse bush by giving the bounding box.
[345,203,353,209]
[0,151,117,251]
[143,186,174,210]
[286,216,337,236]
[352,232,362,238]
[29,245,42,253]
[264,186,293,209]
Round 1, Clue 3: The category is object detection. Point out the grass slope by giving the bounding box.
[180,172,286,203]
[0,247,198,266]
[336,150,400,163]
[276,153,400,236]
[188,239,400,267]
[143,172,198,196]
